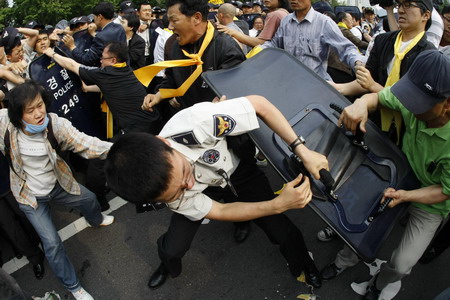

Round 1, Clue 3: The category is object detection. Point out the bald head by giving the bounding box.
[218,3,237,18]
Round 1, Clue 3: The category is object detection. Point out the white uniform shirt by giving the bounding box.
[159,97,260,221]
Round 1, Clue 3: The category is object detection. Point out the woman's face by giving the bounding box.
[253,18,264,30]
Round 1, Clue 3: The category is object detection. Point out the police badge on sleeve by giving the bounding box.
[202,149,220,164]
[213,114,236,137]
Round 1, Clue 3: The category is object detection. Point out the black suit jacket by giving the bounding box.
[128,33,146,70]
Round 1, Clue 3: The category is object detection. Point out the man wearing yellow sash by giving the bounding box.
[140,0,245,116]
[331,0,435,144]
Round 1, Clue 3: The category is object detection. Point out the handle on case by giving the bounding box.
[319,169,338,202]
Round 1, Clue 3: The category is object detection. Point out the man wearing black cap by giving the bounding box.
[338,50,450,300]
[361,7,377,35]
[69,16,90,33]
[114,0,136,24]
[242,2,253,14]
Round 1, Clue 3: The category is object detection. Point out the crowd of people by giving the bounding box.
[0,0,449,299]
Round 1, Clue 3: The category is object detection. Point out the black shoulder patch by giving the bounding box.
[171,131,200,145]
[213,114,236,137]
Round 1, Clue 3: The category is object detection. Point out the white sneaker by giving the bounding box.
[71,287,94,300]
[99,214,114,226]
[87,214,114,227]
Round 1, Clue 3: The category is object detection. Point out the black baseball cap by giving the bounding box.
[120,1,136,13]
[391,50,450,115]
[242,2,253,8]
[25,20,44,30]
[70,16,89,29]
[0,27,21,54]
[411,0,433,12]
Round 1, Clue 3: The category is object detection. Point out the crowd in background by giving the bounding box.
[0,0,450,299]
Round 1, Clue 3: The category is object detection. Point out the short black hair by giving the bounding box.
[93,2,115,20]
[104,132,174,204]
[350,12,361,22]
[123,12,140,32]
[4,38,21,56]
[336,11,348,23]
[137,1,151,11]
[8,81,51,128]
[166,0,209,21]
[162,13,169,28]
[105,41,128,63]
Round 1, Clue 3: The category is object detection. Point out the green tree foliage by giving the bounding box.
[2,0,124,27]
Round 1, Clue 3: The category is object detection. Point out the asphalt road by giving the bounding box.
[6,165,450,300]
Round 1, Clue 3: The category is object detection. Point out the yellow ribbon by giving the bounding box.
[337,22,349,29]
[381,31,425,144]
[102,62,128,138]
[134,22,215,99]
[246,45,263,59]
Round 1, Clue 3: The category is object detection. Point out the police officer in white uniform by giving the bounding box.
[105,95,329,290]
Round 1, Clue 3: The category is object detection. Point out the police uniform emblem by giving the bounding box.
[213,114,236,137]
[202,149,220,164]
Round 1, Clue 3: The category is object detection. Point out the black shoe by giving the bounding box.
[33,262,45,280]
[320,262,345,281]
[419,247,444,264]
[234,223,251,243]
[304,264,322,288]
[148,264,169,290]
[97,196,110,212]
[365,284,381,300]
[364,276,381,300]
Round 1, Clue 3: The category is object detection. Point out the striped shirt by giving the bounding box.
[0,110,112,209]
[265,7,366,81]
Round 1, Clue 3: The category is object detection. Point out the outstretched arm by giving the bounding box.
[382,185,450,208]
[246,95,329,180]
[44,48,81,76]
[207,174,312,221]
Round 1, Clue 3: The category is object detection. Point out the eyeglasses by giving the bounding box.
[100,56,115,61]
[394,1,421,9]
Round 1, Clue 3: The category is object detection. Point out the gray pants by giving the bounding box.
[334,206,443,290]
[376,205,443,289]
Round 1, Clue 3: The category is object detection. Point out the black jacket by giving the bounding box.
[72,22,126,67]
[128,33,146,70]
[366,30,435,86]
[160,27,246,108]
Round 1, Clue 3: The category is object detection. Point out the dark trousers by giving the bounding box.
[429,219,450,253]
[0,192,44,266]
[157,159,314,278]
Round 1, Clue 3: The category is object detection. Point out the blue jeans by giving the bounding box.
[19,183,102,292]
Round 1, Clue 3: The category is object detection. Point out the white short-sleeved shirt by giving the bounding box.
[159,97,259,221]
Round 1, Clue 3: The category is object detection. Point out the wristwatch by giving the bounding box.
[288,136,305,152]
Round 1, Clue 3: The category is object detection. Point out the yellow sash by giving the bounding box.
[101,62,128,138]
[381,31,425,144]
[246,45,263,59]
[134,22,215,99]
[337,22,349,29]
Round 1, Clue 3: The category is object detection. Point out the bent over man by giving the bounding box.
[106,95,329,290]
